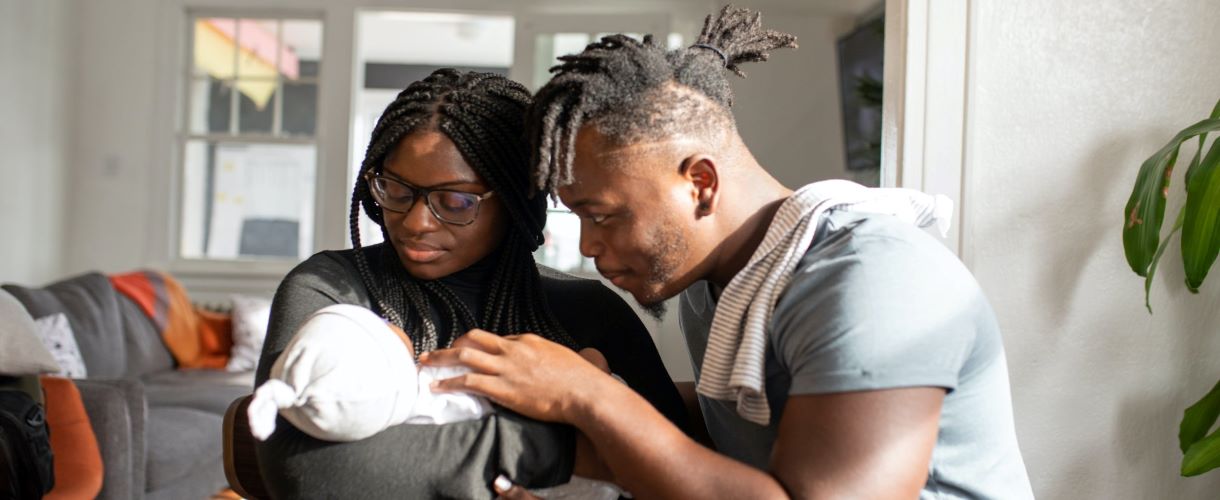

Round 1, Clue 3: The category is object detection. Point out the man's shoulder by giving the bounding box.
[787,211,974,302]
[771,211,989,356]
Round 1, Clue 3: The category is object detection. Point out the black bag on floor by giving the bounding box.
[0,389,54,499]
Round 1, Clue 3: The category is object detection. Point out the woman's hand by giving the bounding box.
[493,474,541,500]
[419,329,620,424]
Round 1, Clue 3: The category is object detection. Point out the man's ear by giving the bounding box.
[680,155,720,218]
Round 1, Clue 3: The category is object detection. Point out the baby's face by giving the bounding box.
[387,322,415,357]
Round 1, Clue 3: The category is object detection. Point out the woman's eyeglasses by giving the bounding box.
[365,172,495,226]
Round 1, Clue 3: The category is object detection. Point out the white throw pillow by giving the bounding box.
[0,290,61,376]
[34,313,87,378]
[226,294,273,372]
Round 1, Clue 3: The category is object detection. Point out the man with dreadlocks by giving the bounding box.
[253,69,685,498]
[426,6,1033,499]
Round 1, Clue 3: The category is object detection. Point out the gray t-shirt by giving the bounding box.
[680,211,1033,499]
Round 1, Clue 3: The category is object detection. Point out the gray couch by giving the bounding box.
[3,272,253,500]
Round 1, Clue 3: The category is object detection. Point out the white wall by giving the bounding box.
[966,0,1220,497]
[0,0,73,286]
[731,5,853,189]
[60,0,161,279]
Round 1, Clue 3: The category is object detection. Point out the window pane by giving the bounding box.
[594,32,642,41]
[282,19,322,81]
[188,77,233,134]
[235,19,281,80]
[535,209,595,274]
[194,18,235,78]
[282,81,317,136]
[667,33,684,50]
[180,140,316,260]
[237,80,276,134]
[533,33,589,89]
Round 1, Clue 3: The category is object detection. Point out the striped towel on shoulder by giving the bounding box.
[695,180,953,425]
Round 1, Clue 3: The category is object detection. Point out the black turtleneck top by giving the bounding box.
[254,243,687,499]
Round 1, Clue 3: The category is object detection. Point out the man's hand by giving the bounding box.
[419,329,620,424]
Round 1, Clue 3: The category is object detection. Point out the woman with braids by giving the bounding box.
[253,69,685,498]
[427,5,1033,499]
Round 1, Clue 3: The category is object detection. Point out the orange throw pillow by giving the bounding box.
[39,376,103,500]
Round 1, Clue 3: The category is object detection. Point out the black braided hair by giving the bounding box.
[350,69,577,356]
[527,5,797,194]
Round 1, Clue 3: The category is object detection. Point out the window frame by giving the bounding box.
[177,12,323,265]
[148,5,338,288]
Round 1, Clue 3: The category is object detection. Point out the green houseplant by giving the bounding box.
[1123,98,1220,476]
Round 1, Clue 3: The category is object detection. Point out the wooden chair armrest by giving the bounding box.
[223,394,270,500]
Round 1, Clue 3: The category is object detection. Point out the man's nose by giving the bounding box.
[578,223,604,258]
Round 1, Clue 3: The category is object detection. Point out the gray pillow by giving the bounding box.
[0,289,60,376]
[3,272,127,378]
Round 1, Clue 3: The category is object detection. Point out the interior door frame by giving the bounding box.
[882,0,973,261]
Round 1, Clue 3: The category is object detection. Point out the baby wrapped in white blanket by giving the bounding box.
[248,304,490,440]
[248,304,625,499]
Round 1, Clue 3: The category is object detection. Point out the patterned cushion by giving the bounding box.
[33,313,86,378]
[0,289,60,376]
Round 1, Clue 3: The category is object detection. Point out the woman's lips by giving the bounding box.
[400,242,446,263]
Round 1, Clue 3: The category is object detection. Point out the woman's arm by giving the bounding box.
[254,251,577,498]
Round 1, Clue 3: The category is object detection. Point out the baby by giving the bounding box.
[248,304,624,499]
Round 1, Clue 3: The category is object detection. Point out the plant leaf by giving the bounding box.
[1180,137,1220,291]
[1181,379,1220,454]
[1144,206,1185,312]
[1184,427,1220,476]
[1185,99,1220,188]
[1123,118,1220,277]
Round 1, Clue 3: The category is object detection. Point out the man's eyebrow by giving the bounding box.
[563,199,604,211]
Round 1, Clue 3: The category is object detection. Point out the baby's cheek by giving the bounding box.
[387,323,415,357]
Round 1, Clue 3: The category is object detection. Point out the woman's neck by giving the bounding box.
[437,245,504,316]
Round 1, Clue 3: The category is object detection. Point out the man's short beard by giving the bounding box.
[635,217,686,322]
[640,300,667,321]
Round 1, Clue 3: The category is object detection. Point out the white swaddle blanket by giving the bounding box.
[248,304,491,442]
[696,180,954,425]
